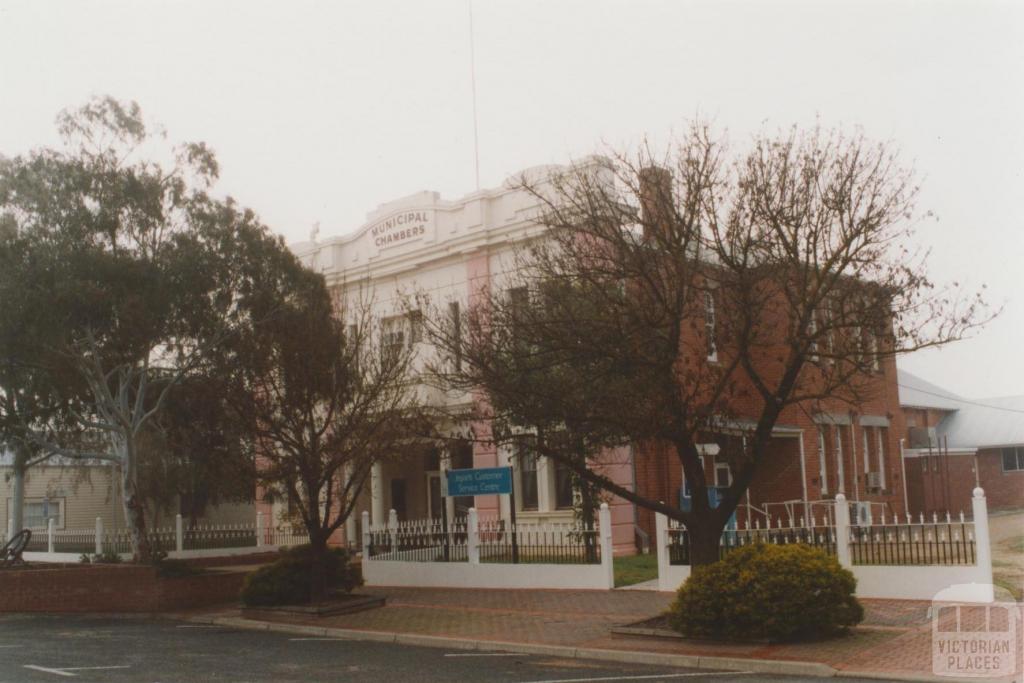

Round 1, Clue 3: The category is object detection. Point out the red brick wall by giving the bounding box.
[905,449,1024,516]
[633,349,908,540]
[0,564,245,613]
[977,449,1024,511]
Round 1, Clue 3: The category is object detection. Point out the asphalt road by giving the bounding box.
[0,615,889,683]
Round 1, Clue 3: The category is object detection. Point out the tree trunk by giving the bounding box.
[686,513,727,568]
[308,535,329,604]
[119,442,151,562]
[9,445,28,539]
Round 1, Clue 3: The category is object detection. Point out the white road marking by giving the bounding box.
[289,638,347,642]
[23,665,130,677]
[520,672,754,683]
[175,625,218,629]
[0,645,19,648]
[444,653,524,657]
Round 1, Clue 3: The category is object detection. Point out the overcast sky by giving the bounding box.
[1,0,1021,399]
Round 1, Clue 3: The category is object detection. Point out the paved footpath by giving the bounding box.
[183,586,1024,682]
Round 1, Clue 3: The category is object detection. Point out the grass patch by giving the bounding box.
[614,553,658,587]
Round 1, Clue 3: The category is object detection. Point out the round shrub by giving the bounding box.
[668,543,863,642]
[240,544,363,606]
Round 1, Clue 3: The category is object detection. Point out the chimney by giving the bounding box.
[638,166,673,241]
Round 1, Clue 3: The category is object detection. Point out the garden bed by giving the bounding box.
[242,593,385,620]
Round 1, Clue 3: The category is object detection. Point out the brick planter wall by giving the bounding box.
[0,564,246,613]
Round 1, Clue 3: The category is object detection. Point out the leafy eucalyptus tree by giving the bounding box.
[0,97,303,559]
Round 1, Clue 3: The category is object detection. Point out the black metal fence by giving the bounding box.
[366,519,470,562]
[850,522,976,566]
[478,523,601,565]
[667,524,837,566]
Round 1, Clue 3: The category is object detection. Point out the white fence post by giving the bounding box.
[599,503,614,589]
[47,518,54,553]
[256,511,265,548]
[971,487,994,601]
[655,512,670,592]
[360,511,370,556]
[388,509,398,552]
[834,493,851,568]
[6,517,13,542]
[467,507,480,564]
[95,517,103,555]
[175,513,184,553]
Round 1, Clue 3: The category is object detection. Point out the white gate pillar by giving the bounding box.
[47,518,55,553]
[599,503,614,589]
[95,517,103,555]
[834,493,851,568]
[655,512,671,592]
[467,507,480,564]
[971,488,994,601]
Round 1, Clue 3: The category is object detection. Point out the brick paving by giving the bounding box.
[198,586,1022,680]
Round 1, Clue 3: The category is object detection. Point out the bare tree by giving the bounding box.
[421,123,989,567]
[227,281,431,602]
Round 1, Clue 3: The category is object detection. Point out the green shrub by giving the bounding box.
[668,543,863,642]
[240,545,363,606]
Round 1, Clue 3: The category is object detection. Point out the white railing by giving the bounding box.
[361,504,615,590]
[17,511,311,562]
[655,488,995,602]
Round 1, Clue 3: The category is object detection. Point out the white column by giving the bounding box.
[7,517,13,542]
[256,511,265,548]
[440,447,455,522]
[360,510,371,556]
[599,503,614,589]
[467,507,480,564]
[343,461,357,546]
[95,517,103,555]
[175,513,184,553]
[834,493,851,568]
[971,488,994,602]
[655,512,670,592]
[371,461,384,526]
[47,518,55,554]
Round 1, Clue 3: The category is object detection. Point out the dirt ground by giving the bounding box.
[988,509,1024,599]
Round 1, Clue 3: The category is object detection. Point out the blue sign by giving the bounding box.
[445,467,513,497]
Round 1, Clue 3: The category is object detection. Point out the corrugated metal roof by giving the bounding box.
[897,369,965,411]
[936,395,1024,449]
[898,369,1024,449]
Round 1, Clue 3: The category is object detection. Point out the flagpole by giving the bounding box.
[468,0,481,192]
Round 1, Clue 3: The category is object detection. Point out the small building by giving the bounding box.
[1,451,255,537]
[899,369,1024,515]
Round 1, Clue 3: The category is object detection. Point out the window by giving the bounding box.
[704,290,718,361]
[863,427,872,474]
[1001,447,1024,472]
[448,301,462,372]
[713,455,731,488]
[835,425,846,494]
[382,315,406,357]
[516,440,539,511]
[682,455,706,498]
[8,498,65,529]
[876,428,888,489]
[817,427,828,495]
[407,310,423,345]
[808,315,819,362]
[554,460,574,510]
[867,329,881,372]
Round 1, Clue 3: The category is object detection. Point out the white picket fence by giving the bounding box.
[360,503,615,589]
[656,488,995,602]
[14,511,309,562]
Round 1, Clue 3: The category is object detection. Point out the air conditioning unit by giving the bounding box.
[851,501,873,525]
[866,471,883,492]
[908,426,937,449]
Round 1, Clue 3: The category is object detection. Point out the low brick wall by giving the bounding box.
[0,564,246,613]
